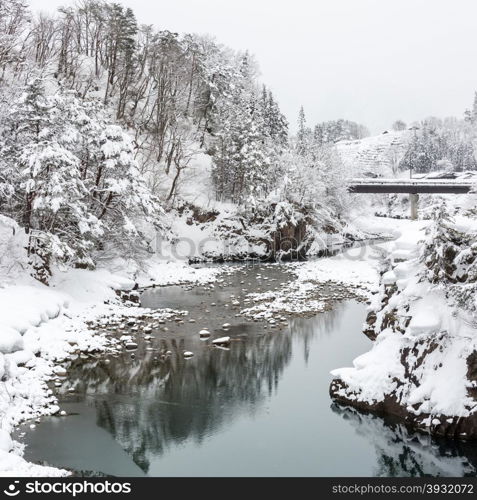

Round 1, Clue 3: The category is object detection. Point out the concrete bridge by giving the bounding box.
[348,179,474,219]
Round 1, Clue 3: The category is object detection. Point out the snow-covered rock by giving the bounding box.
[0,429,13,453]
[0,328,24,354]
[382,270,397,285]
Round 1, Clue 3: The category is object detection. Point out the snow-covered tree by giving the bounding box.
[400,119,477,173]
[0,76,162,280]
[209,53,285,204]
[259,85,288,147]
[392,120,407,131]
[211,95,273,204]
[296,106,311,156]
[0,0,29,73]
[313,119,369,145]
[420,202,467,284]
[90,124,161,247]
[465,92,477,125]
[420,200,477,315]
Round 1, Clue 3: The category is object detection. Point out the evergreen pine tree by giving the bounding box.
[296,106,310,156]
[421,202,466,284]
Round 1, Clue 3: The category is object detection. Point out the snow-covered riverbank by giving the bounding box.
[0,216,224,476]
[331,209,477,439]
[235,215,415,322]
[2,211,460,475]
[0,211,387,474]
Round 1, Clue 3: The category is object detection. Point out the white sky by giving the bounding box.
[29,0,477,134]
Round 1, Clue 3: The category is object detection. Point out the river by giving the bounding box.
[16,261,477,477]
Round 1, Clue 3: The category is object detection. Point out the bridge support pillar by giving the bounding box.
[410,193,419,220]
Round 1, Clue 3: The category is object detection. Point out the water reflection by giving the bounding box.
[18,258,477,477]
[64,275,347,473]
[289,308,341,364]
[332,404,477,477]
[86,331,294,472]
[19,297,372,476]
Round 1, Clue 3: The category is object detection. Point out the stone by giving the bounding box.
[212,336,231,347]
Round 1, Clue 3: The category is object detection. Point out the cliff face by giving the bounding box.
[330,213,477,439]
[170,202,350,263]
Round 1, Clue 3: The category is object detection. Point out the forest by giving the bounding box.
[0,0,366,278]
[3,0,477,281]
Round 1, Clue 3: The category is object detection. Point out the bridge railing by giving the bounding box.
[350,178,474,186]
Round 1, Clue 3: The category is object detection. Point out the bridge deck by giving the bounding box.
[349,179,473,194]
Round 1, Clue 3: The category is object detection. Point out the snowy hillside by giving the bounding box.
[336,130,410,177]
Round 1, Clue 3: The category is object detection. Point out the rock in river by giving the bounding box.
[212,336,231,347]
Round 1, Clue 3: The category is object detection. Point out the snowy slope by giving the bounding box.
[336,130,410,177]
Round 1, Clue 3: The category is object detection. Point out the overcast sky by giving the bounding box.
[29,0,477,134]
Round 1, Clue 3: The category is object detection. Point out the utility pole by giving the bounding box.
[409,125,420,179]
[408,125,420,219]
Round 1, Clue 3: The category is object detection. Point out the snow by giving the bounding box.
[238,217,417,322]
[0,451,66,477]
[336,130,409,178]
[135,259,222,287]
[163,203,270,262]
[298,254,380,290]
[11,0,477,476]
[0,214,228,475]
[382,270,397,285]
[0,286,68,334]
[351,178,474,187]
[408,304,441,336]
[0,329,24,354]
[331,213,477,425]
[332,330,405,404]
[0,431,13,453]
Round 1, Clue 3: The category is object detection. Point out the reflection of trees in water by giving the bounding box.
[289,304,342,363]
[64,330,295,473]
[62,267,348,474]
[332,404,477,477]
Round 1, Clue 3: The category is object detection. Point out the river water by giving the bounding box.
[17,262,477,477]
